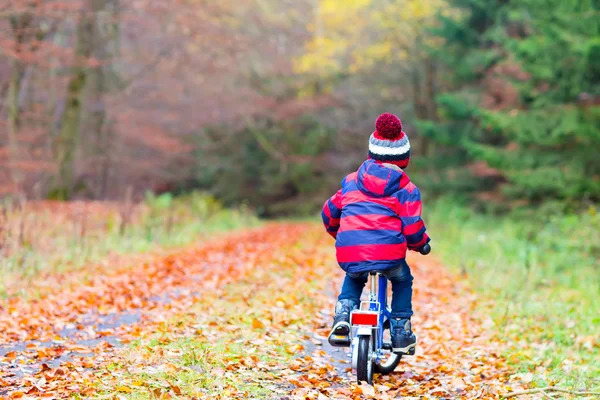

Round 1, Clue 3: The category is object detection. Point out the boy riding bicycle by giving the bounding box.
[322,113,430,354]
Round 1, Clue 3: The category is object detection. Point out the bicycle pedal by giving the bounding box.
[393,345,416,355]
[328,334,351,347]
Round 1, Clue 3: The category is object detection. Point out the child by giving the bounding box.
[322,113,430,354]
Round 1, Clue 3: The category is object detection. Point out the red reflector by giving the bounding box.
[351,312,378,326]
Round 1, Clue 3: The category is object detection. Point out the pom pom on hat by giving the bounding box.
[375,113,403,140]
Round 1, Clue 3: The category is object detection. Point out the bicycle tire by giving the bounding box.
[356,335,374,384]
[375,317,401,374]
[374,353,401,374]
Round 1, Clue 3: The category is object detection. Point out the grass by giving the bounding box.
[99,321,288,399]
[0,192,258,296]
[427,198,600,390]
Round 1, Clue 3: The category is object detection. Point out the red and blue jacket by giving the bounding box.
[321,159,430,273]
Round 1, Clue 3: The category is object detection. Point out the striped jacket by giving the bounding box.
[321,159,430,273]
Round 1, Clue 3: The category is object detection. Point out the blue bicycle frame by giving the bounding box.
[366,273,391,361]
[352,247,429,384]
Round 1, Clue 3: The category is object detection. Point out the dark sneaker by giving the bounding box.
[327,299,357,347]
[391,318,417,354]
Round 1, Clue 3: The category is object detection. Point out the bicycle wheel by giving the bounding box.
[375,318,401,374]
[356,335,374,384]
[375,353,401,374]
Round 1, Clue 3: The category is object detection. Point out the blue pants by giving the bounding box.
[338,261,413,319]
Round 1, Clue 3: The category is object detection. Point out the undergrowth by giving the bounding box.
[427,198,600,390]
[0,192,258,296]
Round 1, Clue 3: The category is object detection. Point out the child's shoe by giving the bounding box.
[327,299,357,347]
[391,318,417,354]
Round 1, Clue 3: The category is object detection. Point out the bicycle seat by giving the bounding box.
[368,270,386,275]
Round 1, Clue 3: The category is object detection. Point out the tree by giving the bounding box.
[426,0,600,207]
[51,1,98,198]
[1,1,50,195]
[0,0,265,199]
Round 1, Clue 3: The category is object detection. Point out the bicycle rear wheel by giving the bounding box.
[356,335,374,384]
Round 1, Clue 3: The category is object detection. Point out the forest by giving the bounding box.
[0,0,598,212]
[0,0,599,398]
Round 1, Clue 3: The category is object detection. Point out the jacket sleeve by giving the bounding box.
[322,189,343,239]
[397,186,430,250]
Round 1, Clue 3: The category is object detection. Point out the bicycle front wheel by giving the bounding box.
[375,318,401,374]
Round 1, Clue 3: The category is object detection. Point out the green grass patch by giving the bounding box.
[427,198,600,390]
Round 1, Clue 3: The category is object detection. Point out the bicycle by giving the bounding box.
[340,244,431,384]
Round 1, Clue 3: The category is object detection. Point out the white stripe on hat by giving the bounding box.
[369,140,411,156]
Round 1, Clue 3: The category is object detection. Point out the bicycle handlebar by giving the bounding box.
[418,243,431,255]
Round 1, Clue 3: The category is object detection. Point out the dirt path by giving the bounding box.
[1,223,522,399]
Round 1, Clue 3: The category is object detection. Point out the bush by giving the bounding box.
[194,116,337,217]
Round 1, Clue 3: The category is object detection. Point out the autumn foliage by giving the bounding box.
[0,0,321,200]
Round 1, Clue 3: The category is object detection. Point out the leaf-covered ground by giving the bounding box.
[1,224,544,399]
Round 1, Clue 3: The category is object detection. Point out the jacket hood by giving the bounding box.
[356,159,410,197]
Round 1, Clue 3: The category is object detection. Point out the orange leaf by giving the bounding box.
[167,380,182,395]
[252,319,265,329]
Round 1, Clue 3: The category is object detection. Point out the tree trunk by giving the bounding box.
[96,0,121,198]
[85,7,107,197]
[78,0,121,198]
[423,56,438,158]
[5,14,33,193]
[52,6,96,198]
[412,51,429,157]
[6,59,26,192]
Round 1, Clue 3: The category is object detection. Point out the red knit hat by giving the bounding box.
[368,113,411,168]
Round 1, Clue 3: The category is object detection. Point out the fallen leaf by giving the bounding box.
[167,380,182,395]
[116,386,132,393]
[451,377,466,390]
[375,384,391,392]
[359,382,376,397]
[252,319,265,329]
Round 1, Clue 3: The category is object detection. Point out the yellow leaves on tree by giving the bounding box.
[295,0,447,76]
